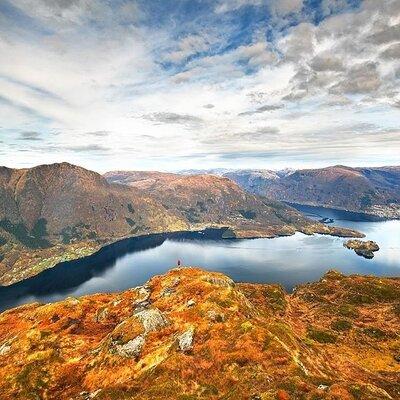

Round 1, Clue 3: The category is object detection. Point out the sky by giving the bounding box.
[0,0,399,172]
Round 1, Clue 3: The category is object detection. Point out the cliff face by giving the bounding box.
[224,166,400,218]
[0,267,398,400]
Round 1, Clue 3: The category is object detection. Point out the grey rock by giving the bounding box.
[66,297,80,306]
[187,299,196,307]
[94,307,108,323]
[133,285,152,310]
[207,310,225,323]
[135,308,169,333]
[160,287,175,297]
[203,276,235,288]
[171,277,181,286]
[80,389,101,399]
[160,277,181,297]
[114,334,145,359]
[133,299,151,312]
[0,342,11,356]
[178,327,195,352]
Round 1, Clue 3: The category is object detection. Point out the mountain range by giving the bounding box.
[214,166,400,219]
[0,163,360,285]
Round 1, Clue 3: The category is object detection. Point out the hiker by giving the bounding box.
[177,259,181,266]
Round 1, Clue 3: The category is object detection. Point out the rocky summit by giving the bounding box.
[0,267,398,400]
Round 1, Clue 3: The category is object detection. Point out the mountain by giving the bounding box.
[104,170,360,238]
[0,267,398,399]
[0,163,187,285]
[223,166,400,218]
[0,163,361,286]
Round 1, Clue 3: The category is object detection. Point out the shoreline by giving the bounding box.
[286,202,397,221]
[0,218,363,287]
[0,225,365,312]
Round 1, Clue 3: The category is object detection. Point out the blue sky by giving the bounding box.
[0,0,399,172]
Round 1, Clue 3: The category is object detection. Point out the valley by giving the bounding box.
[0,163,360,286]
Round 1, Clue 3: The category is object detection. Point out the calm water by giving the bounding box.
[0,206,399,311]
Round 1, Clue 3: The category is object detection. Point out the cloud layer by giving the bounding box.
[0,0,399,171]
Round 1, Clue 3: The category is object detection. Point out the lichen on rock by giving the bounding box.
[177,327,195,352]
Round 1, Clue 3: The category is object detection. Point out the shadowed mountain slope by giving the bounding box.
[0,163,187,285]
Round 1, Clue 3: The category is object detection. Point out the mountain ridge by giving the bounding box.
[0,266,398,399]
[0,163,362,286]
[202,165,400,219]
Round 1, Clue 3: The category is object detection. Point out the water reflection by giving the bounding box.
[0,208,399,311]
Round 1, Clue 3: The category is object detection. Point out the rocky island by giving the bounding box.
[344,239,380,259]
[0,267,398,399]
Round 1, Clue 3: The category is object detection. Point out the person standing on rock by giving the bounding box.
[177,259,181,266]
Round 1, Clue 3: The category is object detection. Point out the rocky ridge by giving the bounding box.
[0,267,398,399]
[222,166,400,219]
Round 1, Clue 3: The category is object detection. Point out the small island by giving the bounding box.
[344,239,380,259]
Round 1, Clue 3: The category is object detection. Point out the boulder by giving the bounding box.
[0,341,11,356]
[187,299,196,307]
[135,308,169,333]
[178,327,195,352]
[114,334,145,359]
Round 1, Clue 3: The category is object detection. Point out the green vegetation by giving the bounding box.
[238,209,257,219]
[360,194,373,208]
[307,328,337,344]
[337,304,359,318]
[31,218,48,238]
[0,236,6,246]
[125,217,135,227]
[263,286,287,313]
[60,223,92,244]
[344,279,400,304]
[0,218,50,249]
[349,385,362,400]
[185,207,201,223]
[127,203,135,213]
[362,327,386,340]
[331,319,352,331]
[392,303,400,317]
[196,201,207,213]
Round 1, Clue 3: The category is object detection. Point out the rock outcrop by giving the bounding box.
[0,267,398,399]
[344,239,380,258]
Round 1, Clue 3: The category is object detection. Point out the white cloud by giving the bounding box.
[269,0,304,17]
[0,0,399,171]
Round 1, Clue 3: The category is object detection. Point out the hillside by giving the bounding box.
[104,171,361,238]
[0,163,362,286]
[0,163,187,285]
[0,267,398,399]
[223,166,400,218]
